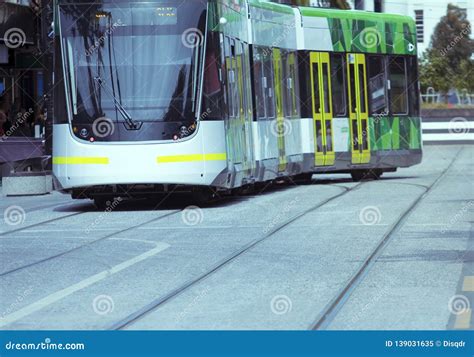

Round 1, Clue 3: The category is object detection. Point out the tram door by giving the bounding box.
[223,37,253,173]
[347,54,371,164]
[310,52,335,167]
[273,48,287,172]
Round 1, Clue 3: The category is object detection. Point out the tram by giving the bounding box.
[53,0,422,205]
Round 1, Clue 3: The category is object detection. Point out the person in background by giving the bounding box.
[15,108,33,137]
[34,106,46,138]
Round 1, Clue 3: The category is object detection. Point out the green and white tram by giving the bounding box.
[53,0,422,203]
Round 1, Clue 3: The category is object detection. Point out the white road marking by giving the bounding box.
[405,223,452,226]
[0,240,170,328]
[423,133,474,141]
[137,226,237,230]
[23,229,117,233]
[422,122,474,130]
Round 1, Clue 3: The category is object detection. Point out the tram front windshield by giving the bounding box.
[58,1,207,133]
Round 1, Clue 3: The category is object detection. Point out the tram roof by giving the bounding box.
[248,0,416,32]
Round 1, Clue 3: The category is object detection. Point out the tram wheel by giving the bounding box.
[292,173,314,185]
[370,169,384,180]
[192,188,217,206]
[351,169,384,182]
[351,170,371,182]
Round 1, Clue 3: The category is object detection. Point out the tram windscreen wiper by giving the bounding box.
[94,76,139,130]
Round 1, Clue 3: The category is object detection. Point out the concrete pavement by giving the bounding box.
[0,145,472,330]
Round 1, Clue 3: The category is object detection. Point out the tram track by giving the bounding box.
[0,179,330,277]
[1,168,444,328]
[0,209,182,277]
[0,179,349,278]
[110,181,366,330]
[0,210,87,238]
[108,150,461,330]
[309,148,463,330]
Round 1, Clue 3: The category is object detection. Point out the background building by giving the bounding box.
[0,0,44,137]
[348,0,474,56]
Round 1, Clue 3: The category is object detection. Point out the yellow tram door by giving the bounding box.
[309,52,335,167]
[236,52,247,169]
[346,54,371,165]
[273,48,287,172]
[224,37,249,170]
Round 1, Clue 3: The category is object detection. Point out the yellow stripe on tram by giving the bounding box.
[53,157,110,165]
[157,153,227,164]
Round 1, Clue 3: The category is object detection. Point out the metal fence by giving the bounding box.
[421,88,474,106]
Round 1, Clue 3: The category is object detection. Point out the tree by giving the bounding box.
[454,59,474,93]
[432,4,473,70]
[419,52,452,94]
[420,4,474,96]
[330,0,351,9]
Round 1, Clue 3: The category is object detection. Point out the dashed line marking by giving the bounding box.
[454,309,472,329]
[462,276,474,292]
[0,240,170,328]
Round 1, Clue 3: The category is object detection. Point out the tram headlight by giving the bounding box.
[80,128,89,138]
[179,126,189,136]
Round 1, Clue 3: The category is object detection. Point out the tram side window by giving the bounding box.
[330,54,347,117]
[263,48,276,119]
[282,51,300,118]
[253,46,275,120]
[54,40,68,124]
[407,56,420,116]
[242,42,253,120]
[231,39,242,119]
[253,47,266,119]
[224,37,234,118]
[322,63,331,114]
[348,63,357,114]
[202,32,224,120]
[312,62,320,114]
[389,57,408,115]
[358,64,367,114]
[368,56,388,115]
